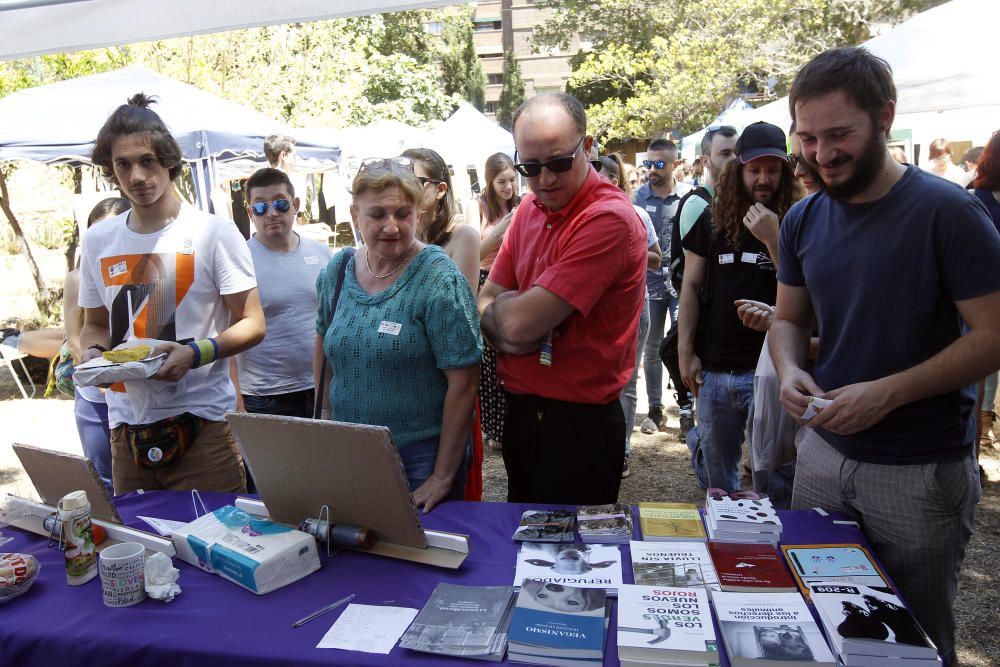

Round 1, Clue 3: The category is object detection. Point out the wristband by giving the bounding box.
[186,338,218,368]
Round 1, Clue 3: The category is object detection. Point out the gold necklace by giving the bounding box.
[364,245,414,279]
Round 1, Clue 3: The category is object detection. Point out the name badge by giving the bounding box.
[741,251,759,264]
[109,261,128,278]
[181,238,194,255]
[718,253,735,265]
[304,255,320,265]
[645,205,658,213]
[377,321,402,336]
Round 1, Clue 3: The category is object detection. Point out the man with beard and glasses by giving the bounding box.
[632,139,692,436]
[770,47,1000,667]
[678,122,805,493]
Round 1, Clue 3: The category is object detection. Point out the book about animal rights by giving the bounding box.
[507,579,608,663]
[513,543,623,595]
[713,590,836,667]
[704,492,782,532]
[781,544,891,599]
[637,502,707,541]
[629,540,721,591]
[399,583,517,660]
[576,503,633,543]
[809,584,938,661]
[512,509,577,542]
[707,542,797,592]
[616,584,719,665]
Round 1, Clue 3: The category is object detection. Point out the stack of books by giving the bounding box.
[576,504,633,543]
[713,590,836,667]
[629,540,721,593]
[617,584,719,667]
[704,492,782,544]
[810,584,940,667]
[512,509,576,542]
[707,542,798,593]
[636,502,707,542]
[513,543,623,597]
[399,583,517,661]
[507,579,610,666]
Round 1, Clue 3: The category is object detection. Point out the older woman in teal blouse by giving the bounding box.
[314,158,481,512]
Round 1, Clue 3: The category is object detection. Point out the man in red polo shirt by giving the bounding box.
[478,93,647,504]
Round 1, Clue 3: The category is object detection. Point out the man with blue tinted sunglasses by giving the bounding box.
[632,139,692,436]
[235,168,331,421]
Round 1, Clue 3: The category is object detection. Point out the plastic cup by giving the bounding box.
[98,542,146,607]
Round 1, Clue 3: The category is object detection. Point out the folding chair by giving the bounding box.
[0,346,37,399]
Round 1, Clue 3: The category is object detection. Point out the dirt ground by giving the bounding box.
[0,371,997,666]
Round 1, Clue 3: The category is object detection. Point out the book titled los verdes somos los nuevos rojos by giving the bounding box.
[617,584,719,665]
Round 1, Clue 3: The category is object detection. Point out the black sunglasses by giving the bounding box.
[249,198,292,216]
[514,137,585,177]
[590,160,603,173]
[642,159,669,170]
[417,176,442,187]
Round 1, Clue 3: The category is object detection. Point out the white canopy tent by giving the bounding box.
[0,65,340,212]
[0,0,463,61]
[426,102,515,203]
[681,0,999,162]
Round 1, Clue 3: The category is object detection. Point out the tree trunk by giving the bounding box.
[0,167,47,294]
[64,166,82,273]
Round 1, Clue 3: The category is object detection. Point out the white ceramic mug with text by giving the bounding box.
[99,541,146,607]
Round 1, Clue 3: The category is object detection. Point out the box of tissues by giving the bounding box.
[171,505,320,594]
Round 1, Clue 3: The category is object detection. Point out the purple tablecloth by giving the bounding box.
[0,492,871,667]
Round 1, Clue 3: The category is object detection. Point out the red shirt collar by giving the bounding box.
[528,165,605,225]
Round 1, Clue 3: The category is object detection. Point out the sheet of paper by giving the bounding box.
[137,515,188,536]
[316,603,418,654]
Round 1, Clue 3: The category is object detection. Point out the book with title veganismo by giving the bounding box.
[617,584,719,665]
[637,502,707,542]
[629,540,721,592]
[399,583,517,661]
[713,590,836,667]
[513,543,623,596]
[507,579,609,666]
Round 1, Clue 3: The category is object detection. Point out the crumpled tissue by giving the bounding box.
[144,552,181,602]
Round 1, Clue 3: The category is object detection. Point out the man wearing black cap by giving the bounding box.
[677,121,806,491]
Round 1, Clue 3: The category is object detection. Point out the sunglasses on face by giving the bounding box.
[788,154,802,168]
[249,198,292,216]
[514,137,585,177]
[590,160,604,173]
[642,159,669,170]
[359,156,414,174]
[417,176,442,187]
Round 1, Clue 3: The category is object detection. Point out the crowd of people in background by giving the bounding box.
[0,45,998,667]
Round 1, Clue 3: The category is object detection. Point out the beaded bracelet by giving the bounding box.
[186,338,219,368]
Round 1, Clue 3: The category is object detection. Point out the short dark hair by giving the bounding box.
[512,93,586,137]
[86,197,130,228]
[648,138,677,153]
[700,126,738,156]
[245,167,295,204]
[91,93,183,184]
[962,146,983,165]
[789,47,896,134]
[263,134,295,167]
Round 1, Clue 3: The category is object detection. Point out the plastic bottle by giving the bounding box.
[58,490,98,585]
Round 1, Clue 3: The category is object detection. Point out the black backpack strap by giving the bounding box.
[313,247,355,419]
[669,186,712,290]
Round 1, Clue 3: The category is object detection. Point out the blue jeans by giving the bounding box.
[643,296,678,408]
[620,298,650,457]
[399,435,469,501]
[985,370,998,410]
[74,389,113,496]
[691,370,755,492]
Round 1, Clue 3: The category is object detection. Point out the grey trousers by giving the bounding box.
[791,427,979,667]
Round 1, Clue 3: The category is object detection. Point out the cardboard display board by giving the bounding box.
[12,443,122,524]
[227,413,427,549]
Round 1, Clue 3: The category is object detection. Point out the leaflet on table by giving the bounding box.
[137,516,188,536]
[316,603,419,653]
[513,543,623,595]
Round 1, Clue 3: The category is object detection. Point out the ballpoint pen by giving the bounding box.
[292,593,356,628]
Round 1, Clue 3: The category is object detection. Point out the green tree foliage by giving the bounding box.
[535,0,949,141]
[496,50,525,131]
[438,6,486,111]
